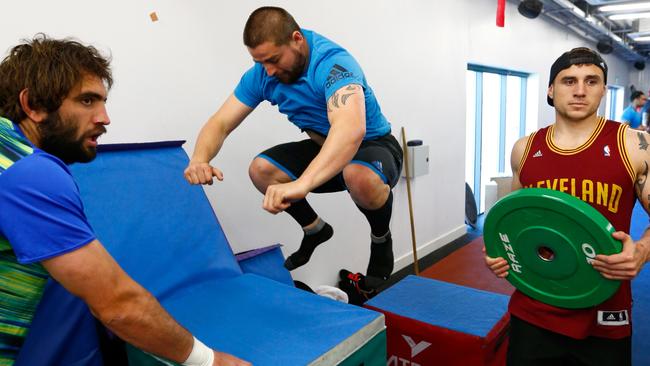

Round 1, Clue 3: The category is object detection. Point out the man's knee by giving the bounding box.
[248,157,291,191]
[343,164,389,209]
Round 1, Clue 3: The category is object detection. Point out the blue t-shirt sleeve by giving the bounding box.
[234,65,265,108]
[621,108,633,122]
[621,107,641,127]
[315,53,366,101]
[0,154,96,264]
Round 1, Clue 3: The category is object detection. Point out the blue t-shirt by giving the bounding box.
[0,122,95,264]
[234,29,391,140]
[621,104,642,128]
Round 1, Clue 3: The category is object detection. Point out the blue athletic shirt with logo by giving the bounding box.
[234,29,391,140]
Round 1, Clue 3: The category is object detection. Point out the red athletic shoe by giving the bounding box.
[338,269,377,305]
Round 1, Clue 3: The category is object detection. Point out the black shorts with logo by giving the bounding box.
[257,133,403,193]
[507,315,631,366]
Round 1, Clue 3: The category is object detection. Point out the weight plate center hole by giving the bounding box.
[537,245,555,262]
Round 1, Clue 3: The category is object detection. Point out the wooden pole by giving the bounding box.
[401,126,419,275]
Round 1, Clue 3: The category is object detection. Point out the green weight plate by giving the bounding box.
[484,188,621,309]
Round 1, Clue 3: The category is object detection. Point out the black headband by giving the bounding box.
[547,49,608,106]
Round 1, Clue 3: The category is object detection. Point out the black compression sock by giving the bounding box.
[356,191,393,237]
[284,220,334,270]
[356,192,394,285]
[366,231,394,286]
[284,199,318,227]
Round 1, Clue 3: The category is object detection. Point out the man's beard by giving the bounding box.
[39,112,105,164]
[277,50,307,84]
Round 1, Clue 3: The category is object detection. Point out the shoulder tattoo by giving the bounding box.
[327,84,360,112]
[636,161,649,207]
[638,132,649,151]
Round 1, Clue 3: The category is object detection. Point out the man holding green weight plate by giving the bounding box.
[485,47,650,366]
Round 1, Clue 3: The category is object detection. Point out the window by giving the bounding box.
[465,65,538,213]
[605,85,624,121]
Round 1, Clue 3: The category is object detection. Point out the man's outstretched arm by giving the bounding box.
[185,94,254,185]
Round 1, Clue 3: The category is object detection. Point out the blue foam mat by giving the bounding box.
[18,141,383,365]
[165,273,381,365]
[70,141,243,299]
[366,275,509,338]
[235,244,294,286]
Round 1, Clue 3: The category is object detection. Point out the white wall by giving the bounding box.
[1,0,636,289]
[631,68,650,101]
[468,0,633,128]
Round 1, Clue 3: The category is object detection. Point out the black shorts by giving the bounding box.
[507,316,631,366]
[257,133,403,193]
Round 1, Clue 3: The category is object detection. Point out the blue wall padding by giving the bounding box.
[366,275,509,338]
[235,244,294,286]
[630,201,650,366]
[70,141,243,300]
[629,200,647,241]
[633,275,650,366]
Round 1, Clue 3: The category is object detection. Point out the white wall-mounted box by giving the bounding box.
[402,144,429,178]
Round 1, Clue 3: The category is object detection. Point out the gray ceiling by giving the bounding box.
[527,0,650,62]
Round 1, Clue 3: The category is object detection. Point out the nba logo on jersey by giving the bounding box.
[603,145,611,157]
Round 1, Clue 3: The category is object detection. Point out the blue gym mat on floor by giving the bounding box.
[16,141,385,365]
[366,275,509,338]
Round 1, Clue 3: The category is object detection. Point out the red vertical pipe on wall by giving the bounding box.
[496,0,506,27]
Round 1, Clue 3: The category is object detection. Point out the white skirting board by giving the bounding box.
[393,224,468,271]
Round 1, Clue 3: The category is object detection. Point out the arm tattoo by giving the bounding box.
[341,93,353,105]
[327,85,359,112]
[639,133,649,151]
[636,161,649,202]
[332,92,340,108]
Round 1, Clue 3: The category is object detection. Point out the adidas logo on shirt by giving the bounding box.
[371,160,383,173]
[533,150,543,158]
[325,64,354,88]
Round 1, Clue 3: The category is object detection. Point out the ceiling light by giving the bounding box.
[628,31,650,39]
[609,12,650,20]
[600,2,650,13]
[573,7,586,17]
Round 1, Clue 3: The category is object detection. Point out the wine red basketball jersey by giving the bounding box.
[510,117,636,339]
